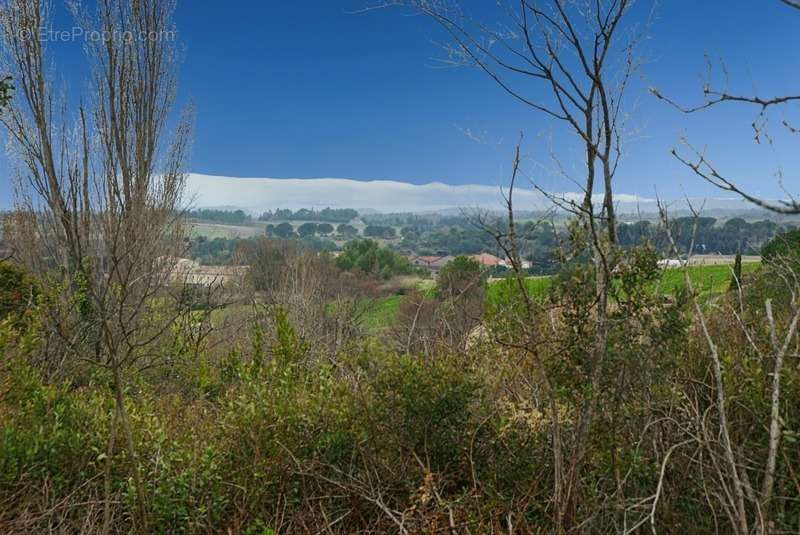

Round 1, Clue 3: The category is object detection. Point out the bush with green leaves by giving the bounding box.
[0,356,108,500]
[0,261,39,320]
[335,239,413,279]
[761,228,800,268]
[436,255,486,299]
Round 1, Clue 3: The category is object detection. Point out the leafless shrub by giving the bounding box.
[657,200,800,534]
[0,0,192,529]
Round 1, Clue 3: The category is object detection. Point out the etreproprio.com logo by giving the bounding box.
[18,27,177,43]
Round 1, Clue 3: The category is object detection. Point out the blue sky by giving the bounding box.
[1,1,798,206]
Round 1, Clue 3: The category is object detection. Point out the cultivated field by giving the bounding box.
[188,222,265,239]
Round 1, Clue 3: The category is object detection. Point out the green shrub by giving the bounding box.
[367,353,481,475]
[761,229,800,268]
[436,255,486,298]
[0,261,39,320]
[335,239,413,279]
[136,442,229,533]
[0,359,106,493]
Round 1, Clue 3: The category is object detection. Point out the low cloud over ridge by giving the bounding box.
[186,174,657,213]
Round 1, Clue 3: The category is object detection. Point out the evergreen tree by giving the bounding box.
[729,248,743,292]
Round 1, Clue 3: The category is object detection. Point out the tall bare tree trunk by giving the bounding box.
[1,1,191,531]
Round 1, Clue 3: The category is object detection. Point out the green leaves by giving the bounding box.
[0,262,40,321]
[335,239,413,279]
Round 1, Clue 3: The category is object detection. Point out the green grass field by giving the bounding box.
[356,295,403,331]
[655,262,760,296]
[489,276,553,300]
[358,263,761,331]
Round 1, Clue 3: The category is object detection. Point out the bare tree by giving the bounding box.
[369,0,644,243]
[0,0,190,530]
[652,0,800,214]
[367,2,645,528]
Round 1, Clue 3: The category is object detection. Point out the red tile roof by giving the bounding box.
[469,253,504,267]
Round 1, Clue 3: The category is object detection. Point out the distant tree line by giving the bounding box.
[187,208,360,226]
[258,208,358,223]
[190,216,795,268]
[364,212,560,229]
[266,222,351,240]
[189,235,336,265]
[189,236,244,265]
[362,213,438,227]
[363,225,397,239]
[268,223,396,240]
[399,220,560,273]
[617,217,798,255]
[188,209,251,225]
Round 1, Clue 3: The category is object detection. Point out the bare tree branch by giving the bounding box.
[653,1,800,213]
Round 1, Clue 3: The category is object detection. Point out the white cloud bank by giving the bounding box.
[185,174,667,213]
[185,174,757,214]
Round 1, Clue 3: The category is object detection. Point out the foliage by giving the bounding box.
[237,238,300,292]
[761,228,800,268]
[2,0,799,528]
[259,208,358,223]
[297,222,318,237]
[619,217,791,255]
[299,235,338,252]
[436,255,485,298]
[266,222,296,239]
[0,262,39,320]
[336,223,358,238]
[316,223,334,235]
[335,239,413,279]
[189,236,243,265]
[3,246,800,532]
[363,225,397,239]
[188,209,252,225]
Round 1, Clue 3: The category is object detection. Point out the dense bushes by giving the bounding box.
[0,285,570,532]
[0,304,491,532]
[0,359,106,493]
[3,240,800,533]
